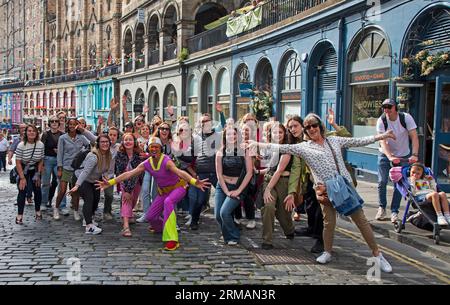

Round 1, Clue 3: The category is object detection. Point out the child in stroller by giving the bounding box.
[409,163,450,226]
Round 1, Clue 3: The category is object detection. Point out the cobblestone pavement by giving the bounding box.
[0,170,448,285]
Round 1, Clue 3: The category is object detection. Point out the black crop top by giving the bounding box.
[222,149,245,177]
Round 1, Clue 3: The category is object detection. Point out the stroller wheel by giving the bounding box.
[434,234,440,245]
[394,220,403,233]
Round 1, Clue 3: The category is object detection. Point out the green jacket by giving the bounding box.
[287,126,351,196]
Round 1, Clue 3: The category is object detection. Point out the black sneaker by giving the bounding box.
[310,239,324,254]
[190,223,199,231]
[262,243,274,250]
[295,227,312,237]
[285,233,295,240]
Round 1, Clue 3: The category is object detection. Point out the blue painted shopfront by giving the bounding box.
[76,79,115,130]
[228,0,450,182]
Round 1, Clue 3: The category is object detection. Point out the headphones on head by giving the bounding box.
[96,135,111,149]
[306,113,325,134]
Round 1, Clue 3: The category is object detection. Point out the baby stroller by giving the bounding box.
[389,164,447,244]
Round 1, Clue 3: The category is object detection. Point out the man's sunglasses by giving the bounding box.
[304,123,320,131]
[382,105,393,109]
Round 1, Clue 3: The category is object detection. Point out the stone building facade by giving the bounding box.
[45,0,122,77]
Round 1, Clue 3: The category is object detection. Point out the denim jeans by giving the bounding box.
[41,156,66,208]
[377,153,409,214]
[189,172,218,225]
[214,183,241,243]
[140,171,152,214]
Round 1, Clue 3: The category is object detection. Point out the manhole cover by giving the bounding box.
[251,248,315,265]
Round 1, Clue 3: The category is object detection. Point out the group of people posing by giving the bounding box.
[12,95,447,274]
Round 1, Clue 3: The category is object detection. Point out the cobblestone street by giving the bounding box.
[0,170,449,285]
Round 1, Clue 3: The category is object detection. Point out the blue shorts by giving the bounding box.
[414,194,428,203]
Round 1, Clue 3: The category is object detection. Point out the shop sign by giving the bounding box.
[351,68,390,83]
[239,82,254,98]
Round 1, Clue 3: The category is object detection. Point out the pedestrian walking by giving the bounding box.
[376,98,419,223]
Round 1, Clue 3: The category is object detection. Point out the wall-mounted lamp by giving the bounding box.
[301,53,308,62]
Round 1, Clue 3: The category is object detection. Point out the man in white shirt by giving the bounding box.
[0,132,8,171]
[376,98,419,223]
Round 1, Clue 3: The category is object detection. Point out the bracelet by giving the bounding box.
[108,178,117,186]
[189,178,197,186]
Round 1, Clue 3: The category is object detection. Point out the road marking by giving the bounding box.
[336,227,450,284]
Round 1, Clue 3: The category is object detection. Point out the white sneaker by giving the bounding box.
[73,210,81,221]
[375,207,386,220]
[437,215,448,226]
[234,218,241,225]
[136,214,146,223]
[316,251,332,264]
[60,208,70,216]
[53,208,60,220]
[185,216,192,226]
[85,224,102,235]
[82,219,98,227]
[375,253,392,273]
[444,215,450,225]
[227,241,238,246]
[184,214,192,220]
[391,212,399,223]
[246,220,256,229]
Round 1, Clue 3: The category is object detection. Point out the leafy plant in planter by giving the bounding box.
[178,48,189,62]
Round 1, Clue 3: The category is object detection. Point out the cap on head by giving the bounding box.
[148,137,162,147]
[382,98,396,107]
[125,121,133,128]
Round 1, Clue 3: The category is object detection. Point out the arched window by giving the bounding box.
[217,68,231,118]
[163,85,177,121]
[280,51,302,122]
[106,25,112,41]
[348,30,391,149]
[89,44,97,68]
[234,63,251,119]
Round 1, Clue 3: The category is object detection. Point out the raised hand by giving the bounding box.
[143,104,149,115]
[167,105,174,116]
[98,115,104,126]
[215,103,223,113]
[327,108,335,126]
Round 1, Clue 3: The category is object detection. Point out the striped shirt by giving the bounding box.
[15,141,45,167]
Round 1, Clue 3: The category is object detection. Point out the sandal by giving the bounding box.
[121,227,132,237]
[15,216,23,225]
[35,213,42,220]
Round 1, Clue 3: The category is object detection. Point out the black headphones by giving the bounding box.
[308,113,325,134]
[96,135,112,149]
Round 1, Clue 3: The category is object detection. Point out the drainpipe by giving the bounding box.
[336,18,345,126]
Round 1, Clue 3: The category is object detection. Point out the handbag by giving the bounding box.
[324,139,363,216]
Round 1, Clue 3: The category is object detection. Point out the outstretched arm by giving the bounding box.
[96,162,146,190]
[166,160,211,191]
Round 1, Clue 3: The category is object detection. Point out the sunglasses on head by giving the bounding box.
[304,123,320,131]
[382,105,393,109]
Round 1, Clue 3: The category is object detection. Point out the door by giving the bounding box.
[432,76,450,192]
[317,47,337,129]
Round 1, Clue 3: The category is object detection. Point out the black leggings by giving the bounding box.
[17,169,41,215]
[79,182,100,225]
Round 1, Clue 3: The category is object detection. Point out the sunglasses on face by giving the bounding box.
[159,127,170,131]
[50,120,59,123]
[304,123,319,131]
[382,105,393,109]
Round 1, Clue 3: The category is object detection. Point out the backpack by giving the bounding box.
[71,149,90,171]
[381,112,407,131]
